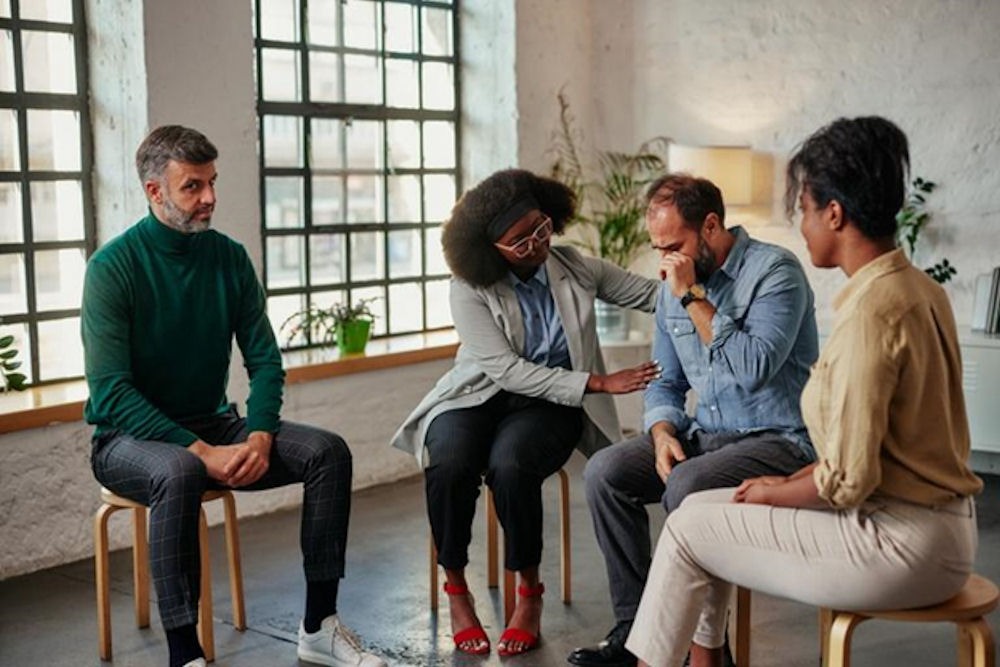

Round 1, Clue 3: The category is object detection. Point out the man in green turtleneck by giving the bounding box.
[81,126,385,667]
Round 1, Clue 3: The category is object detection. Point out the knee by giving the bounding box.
[150,449,207,498]
[583,446,622,500]
[309,429,352,471]
[662,465,706,513]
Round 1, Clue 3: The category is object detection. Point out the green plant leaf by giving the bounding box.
[2,360,21,371]
[0,335,13,348]
[0,349,17,360]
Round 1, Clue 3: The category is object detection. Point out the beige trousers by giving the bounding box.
[625,488,978,667]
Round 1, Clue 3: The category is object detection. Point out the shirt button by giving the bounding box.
[673,327,679,334]
[710,405,717,411]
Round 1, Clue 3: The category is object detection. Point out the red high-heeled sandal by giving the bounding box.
[443,582,490,655]
[497,582,545,657]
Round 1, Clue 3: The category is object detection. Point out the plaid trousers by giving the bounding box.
[91,406,352,630]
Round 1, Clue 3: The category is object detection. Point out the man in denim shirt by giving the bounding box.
[568,174,818,667]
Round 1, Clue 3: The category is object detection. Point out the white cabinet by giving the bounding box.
[961,330,1000,455]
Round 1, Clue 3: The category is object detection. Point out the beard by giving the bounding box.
[160,190,212,234]
[694,237,717,283]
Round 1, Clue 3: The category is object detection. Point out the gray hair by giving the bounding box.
[135,125,218,183]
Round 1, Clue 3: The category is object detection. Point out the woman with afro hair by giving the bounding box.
[392,168,661,657]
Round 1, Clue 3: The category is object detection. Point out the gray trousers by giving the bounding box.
[583,430,812,622]
[91,406,352,630]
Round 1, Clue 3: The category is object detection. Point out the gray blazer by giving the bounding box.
[391,245,659,466]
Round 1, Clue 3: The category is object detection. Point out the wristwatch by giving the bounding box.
[679,283,707,309]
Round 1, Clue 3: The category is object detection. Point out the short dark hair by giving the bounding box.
[135,125,218,183]
[785,116,910,240]
[441,169,575,287]
[645,173,725,230]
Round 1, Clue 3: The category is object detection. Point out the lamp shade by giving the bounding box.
[668,145,753,206]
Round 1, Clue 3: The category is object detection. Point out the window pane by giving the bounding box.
[346,175,382,223]
[423,121,455,168]
[19,0,73,22]
[388,282,422,333]
[0,252,27,315]
[0,183,22,242]
[387,175,421,224]
[264,176,304,229]
[0,108,19,168]
[266,235,306,289]
[38,317,82,380]
[425,225,448,274]
[344,54,382,105]
[308,51,341,103]
[385,58,418,109]
[34,247,85,311]
[306,0,339,46]
[343,0,379,50]
[0,30,14,92]
[27,109,81,171]
[30,180,83,241]
[22,31,76,94]
[422,7,453,57]
[345,120,383,170]
[387,120,419,169]
[351,285,385,335]
[424,174,455,223]
[312,175,343,224]
[0,1,9,18]
[258,0,299,42]
[268,293,306,345]
[311,118,344,169]
[384,3,416,52]
[388,229,421,278]
[349,231,383,281]
[262,115,303,167]
[422,62,454,110]
[261,48,301,101]
[309,234,346,286]
[425,278,451,328]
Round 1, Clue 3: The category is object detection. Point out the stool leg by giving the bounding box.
[733,586,751,666]
[95,504,116,661]
[429,533,438,612]
[486,488,499,589]
[825,612,865,667]
[960,618,995,667]
[558,469,571,604]
[818,609,833,665]
[197,508,215,662]
[133,507,150,629]
[221,493,245,631]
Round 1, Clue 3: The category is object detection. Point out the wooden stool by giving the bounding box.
[819,574,998,667]
[94,487,246,662]
[429,468,572,624]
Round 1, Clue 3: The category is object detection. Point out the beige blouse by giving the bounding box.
[801,249,983,509]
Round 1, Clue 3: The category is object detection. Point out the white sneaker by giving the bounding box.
[182,659,207,667]
[297,615,388,667]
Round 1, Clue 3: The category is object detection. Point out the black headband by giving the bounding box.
[486,195,540,241]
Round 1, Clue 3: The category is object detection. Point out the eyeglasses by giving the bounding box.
[494,216,553,259]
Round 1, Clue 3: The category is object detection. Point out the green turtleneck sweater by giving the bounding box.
[82,214,284,445]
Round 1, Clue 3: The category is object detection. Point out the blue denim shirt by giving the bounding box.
[506,265,572,370]
[643,227,818,458]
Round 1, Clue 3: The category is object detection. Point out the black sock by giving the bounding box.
[303,579,340,633]
[166,623,203,667]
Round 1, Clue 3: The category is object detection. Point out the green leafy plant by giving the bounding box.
[896,177,956,284]
[0,332,27,392]
[280,297,378,351]
[548,90,669,269]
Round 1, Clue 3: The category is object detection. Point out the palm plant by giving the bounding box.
[549,91,669,269]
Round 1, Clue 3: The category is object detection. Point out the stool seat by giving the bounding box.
[852,574,999,622]
[94,486,246,662]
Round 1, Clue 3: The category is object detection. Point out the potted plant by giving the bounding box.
[548,90,669,339]
[280,297,378,355]
[0,330,27,392]
[896,176,956,284]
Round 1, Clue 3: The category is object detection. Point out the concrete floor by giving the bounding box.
[1,454,998,667]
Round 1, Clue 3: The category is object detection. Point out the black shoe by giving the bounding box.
[682,636,737,667]
[567,621,637,667]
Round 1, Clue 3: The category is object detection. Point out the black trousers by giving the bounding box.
[91,406,352,630]
[424,391,584,572]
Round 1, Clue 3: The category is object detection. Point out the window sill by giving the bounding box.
[0,330,459,435]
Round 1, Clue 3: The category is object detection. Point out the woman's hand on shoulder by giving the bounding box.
[586,360,661,394]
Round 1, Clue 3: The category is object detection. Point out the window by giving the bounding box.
[254,0,460,349]
[0,0,94,386]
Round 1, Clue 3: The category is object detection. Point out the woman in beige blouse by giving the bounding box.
[624,116,984,667]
